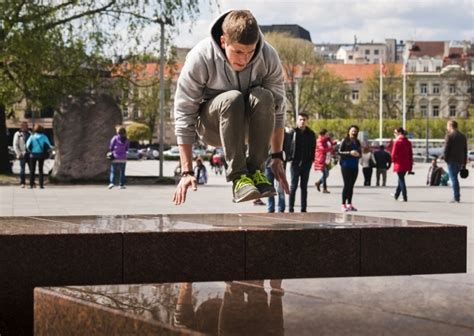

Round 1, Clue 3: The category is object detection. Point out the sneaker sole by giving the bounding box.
[233,189,261,203]
[259,190,277,198]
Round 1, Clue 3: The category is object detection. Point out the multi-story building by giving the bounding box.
[405,41,472,118]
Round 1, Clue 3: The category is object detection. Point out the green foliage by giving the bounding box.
[126,122,151,142]
[265,32,352,122]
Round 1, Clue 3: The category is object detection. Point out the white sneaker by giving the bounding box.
[108,184,114,189]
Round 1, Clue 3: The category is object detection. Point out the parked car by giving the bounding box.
[468,151,474,162]
[126,148,142,160]
[163,146,181,159]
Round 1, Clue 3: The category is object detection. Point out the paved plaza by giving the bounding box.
[1,160,473,273]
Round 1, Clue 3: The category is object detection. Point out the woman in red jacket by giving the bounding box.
[391,127,413,202]
[313,128,334,193]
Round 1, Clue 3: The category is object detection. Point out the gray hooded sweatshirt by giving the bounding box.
[174,11,286,145]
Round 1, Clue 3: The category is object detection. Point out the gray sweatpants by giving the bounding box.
[197,88,275,182]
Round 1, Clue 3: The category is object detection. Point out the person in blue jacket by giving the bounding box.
[26,124,53,189]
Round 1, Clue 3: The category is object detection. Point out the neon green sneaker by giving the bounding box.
[251,170,276,198]
[233,175,260,203]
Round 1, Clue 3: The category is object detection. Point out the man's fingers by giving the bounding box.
[191,179,198,191]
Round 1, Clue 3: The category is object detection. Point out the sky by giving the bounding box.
[168,0,473,48]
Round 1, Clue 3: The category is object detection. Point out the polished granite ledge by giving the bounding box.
[0,213,467,335]
[34,274,474,336]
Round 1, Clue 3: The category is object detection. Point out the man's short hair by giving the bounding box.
[448,119,458,129]
[298,113,309,119]
[319,128,328,136]
[222,10,259,45]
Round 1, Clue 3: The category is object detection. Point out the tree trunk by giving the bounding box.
[0,104,13,174]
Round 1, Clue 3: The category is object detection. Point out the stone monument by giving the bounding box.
[52,94,122,182]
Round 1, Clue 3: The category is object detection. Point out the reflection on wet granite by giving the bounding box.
[0,212,463,235]
[35,275,474,335]
[0,213,467,335]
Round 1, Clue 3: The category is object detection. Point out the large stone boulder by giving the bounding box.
[52,94,122,182]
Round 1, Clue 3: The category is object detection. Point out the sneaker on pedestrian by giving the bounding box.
[449,199,460,203]
[322,189,330,194]
[341,204,350,212]
[20,184,25,188]
[347,204,358,211]
[233,175,260,203]
[253,198,266,206]
[250,170,276,198]
[390,193,398,200]
[108,184,114,189]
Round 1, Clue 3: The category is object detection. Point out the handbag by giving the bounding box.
[460,167,469,179]
[106,151,114,160]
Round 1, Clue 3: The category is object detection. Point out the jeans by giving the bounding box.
[110,162,126,186]
[318,167,329,189]
[19,155,30,185]
[289,161,312,212]
[395,172,407,201]
[447,162,461,201]
[197,88,275,182]
[265,165,286,212]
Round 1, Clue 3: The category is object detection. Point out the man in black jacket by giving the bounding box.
[288,113,316,212]
[443,120,467,203]
[373,145,392,186]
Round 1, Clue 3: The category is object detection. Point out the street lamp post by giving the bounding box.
[402,48,409,130]
[156,16,173,178]
[425,105,430,163]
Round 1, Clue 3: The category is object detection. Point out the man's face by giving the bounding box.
[21,122,28,131]
[220,36,256,72]
[297,116,308,129]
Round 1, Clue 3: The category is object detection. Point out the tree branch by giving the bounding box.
[41,1,117,31]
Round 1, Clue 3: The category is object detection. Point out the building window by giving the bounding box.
[410,64,416,72]
[449,105,456,117]
[408,105,414,115]
[420,105,427,117]
[423,65,429,72]
[374,49,379,55]
[432,83,440,94]
[432,105,439,117]
[123,108,129,118]
[420,83,428,94]
[365,49,370,55]
[348,55,353,60]
[352,90,359,100]
[449,84,456,94]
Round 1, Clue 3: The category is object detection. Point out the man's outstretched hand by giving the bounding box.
[173,175,198,205]
[270,159,289,194]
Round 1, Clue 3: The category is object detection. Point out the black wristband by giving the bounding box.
[270,151,285,161]
[181,171,194,177]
